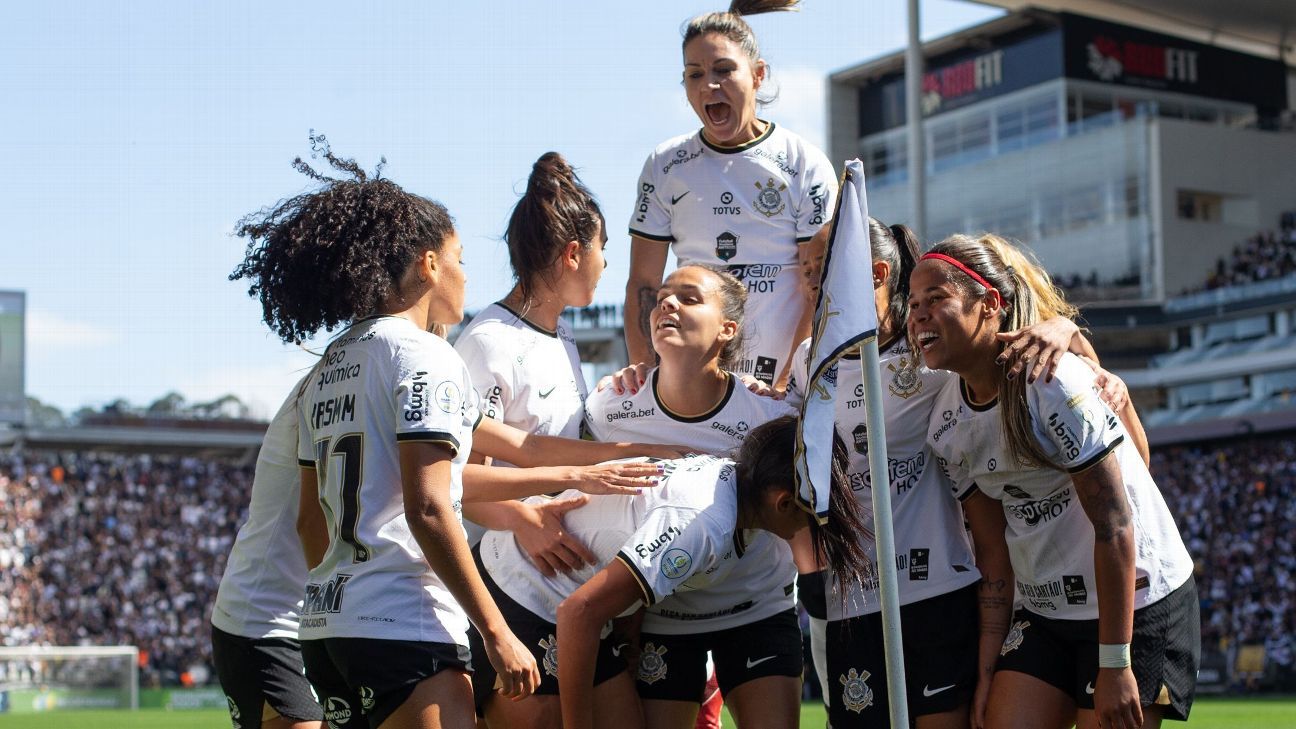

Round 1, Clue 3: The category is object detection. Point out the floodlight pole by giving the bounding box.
[906,0,927,243]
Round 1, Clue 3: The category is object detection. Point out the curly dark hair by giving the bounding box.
[230,133,455,344]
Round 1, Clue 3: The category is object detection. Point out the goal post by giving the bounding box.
[0,645,139,712]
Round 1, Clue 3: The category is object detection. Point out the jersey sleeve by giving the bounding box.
[613,506,711,605]
[393,338,479,455]
[454,328,513,424]
[1029,354,1125,473]
[582,386,618,443]
[628,152,673,242]
[297,389,316,469]
[794,146,838,242]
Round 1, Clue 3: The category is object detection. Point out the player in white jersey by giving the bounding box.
[909,234,1198,729]
[211,375,324,729]
[587,264,798,728]
[784,219,1089,729]
[231,146,682,729]
[456,152,604,571]
[557,417,873,729]
[623,0,836,391]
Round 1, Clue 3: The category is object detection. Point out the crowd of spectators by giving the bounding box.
[1154,433,1296,691]
[1186,220,1296,293]
[2,433,1295,691]
[0,451,248,687]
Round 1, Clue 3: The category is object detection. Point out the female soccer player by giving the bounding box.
[908,234,1198,729]
[623,0,836,388]
[211,376,324,729]
[455,151,608,570]
[557,416,871,729]
[785,220,1093,729]
[586,264,798,729]
[230,145,684,729]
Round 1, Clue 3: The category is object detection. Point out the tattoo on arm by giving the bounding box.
[1078,478,1131,543]
[635,286,655,341]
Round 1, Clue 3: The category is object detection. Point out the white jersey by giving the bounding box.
[481,455,786,634]
[211,376,310,639]
[454,302,589,544]
[454,302,588,456]
[927,354,1193,620]
[297,316,481,644]
[787,339,980,620]
[585,370,798,633]
[629,124,837,383]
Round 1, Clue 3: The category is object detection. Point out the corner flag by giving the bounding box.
[794,159,878,523]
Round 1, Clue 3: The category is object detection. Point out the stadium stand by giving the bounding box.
[3,429,1295,691]
[0,451,248,688]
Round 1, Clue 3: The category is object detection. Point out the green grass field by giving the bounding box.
[0,697,1292,728]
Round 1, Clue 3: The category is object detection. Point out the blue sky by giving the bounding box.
[1,0,999,418]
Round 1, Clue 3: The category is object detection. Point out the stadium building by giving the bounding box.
[828,5,1296,441]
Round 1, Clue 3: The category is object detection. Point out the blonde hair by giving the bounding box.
[924,233,1079,469]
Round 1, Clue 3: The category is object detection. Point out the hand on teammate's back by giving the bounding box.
[994,316,1082,383]
[569,461,664,496]
[512,497,597,576]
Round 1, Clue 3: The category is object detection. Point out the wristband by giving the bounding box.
[1098,643,1131,668]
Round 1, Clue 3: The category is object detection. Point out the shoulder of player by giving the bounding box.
[726,377,796,418]
[1024,352,1095,410]
[647,130,703,162]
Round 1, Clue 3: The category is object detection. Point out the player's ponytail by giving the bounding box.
[867,217,921,342]
[231,132,455,344]
[505,151,606,308]
[735,416,872,595]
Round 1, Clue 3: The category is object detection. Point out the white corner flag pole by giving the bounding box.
[859,343,910,729]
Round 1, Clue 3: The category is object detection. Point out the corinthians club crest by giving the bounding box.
[887,358,922,399]
[539,634,560,677]
[638,642,669,685]
[1000,619,1030,656]
[839,668,874,714]
[753,178,787,218]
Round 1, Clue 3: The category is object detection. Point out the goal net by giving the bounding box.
[0,646,138,712]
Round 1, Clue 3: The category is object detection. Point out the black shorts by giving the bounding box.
[996,577,1199,721]
[211,624,324,727]
[798,571,828,621]
[302,637,472,729]
[636,609,803,702]
[825,583,978,729]
[468,548,628,711]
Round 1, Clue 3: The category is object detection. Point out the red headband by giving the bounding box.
[920,252,1001,304]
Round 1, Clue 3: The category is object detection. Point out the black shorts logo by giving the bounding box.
[1063,575,1088,605]
[753,356,778,385]
[909,548,930,581]
[716,231,738,261]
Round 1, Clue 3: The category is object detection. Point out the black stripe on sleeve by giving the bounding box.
[795,235,815,243]
[472,410,484,431]
[614,551,656,606]
[956,482,981,503]
[629,228,674,243]
[395,430,461,456]
[298,459,316,469]
[1067,435,1124,474]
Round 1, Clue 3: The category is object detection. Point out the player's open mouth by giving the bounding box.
[704,102,732,126]
[916,331,939,351]
[656,318,681,332]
